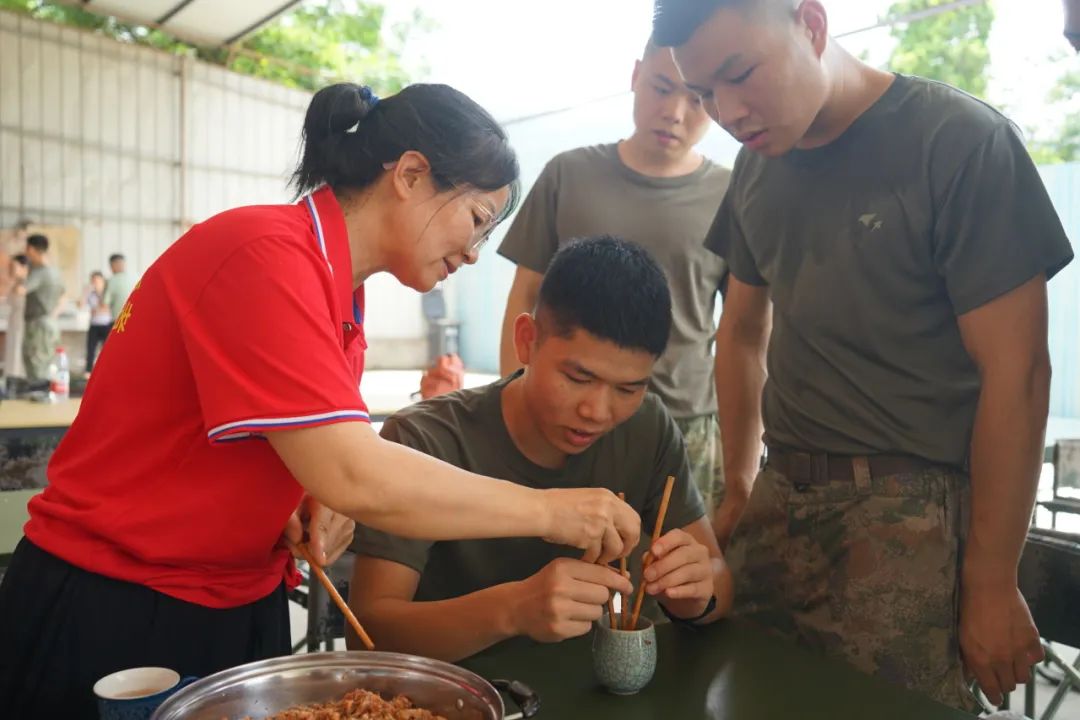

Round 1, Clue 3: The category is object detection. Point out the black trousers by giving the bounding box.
[85,324,111,373]
[0,538,291,720]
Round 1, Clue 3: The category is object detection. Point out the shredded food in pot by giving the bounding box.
[235,688,449,720]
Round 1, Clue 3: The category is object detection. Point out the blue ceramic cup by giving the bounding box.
[94,667,197,720]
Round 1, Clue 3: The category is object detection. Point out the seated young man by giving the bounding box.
[348,236,733,662]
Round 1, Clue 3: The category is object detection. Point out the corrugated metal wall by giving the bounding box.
[0,9,304,276]
[0,10,427,365]
[1,11,185,272]
[0,9,306,274]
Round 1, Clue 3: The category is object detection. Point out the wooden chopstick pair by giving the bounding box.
[289,540,376,651]
[605,477,676,631]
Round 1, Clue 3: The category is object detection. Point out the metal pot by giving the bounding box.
[149,651,539,720]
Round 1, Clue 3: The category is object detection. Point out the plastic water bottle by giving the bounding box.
[49,347,70,402]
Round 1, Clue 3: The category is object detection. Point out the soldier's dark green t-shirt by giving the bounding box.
[497,144,730,419]
[352,374,706,603]
[707,74,1073,467]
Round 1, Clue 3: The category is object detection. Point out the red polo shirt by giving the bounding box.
[25,186,370,608]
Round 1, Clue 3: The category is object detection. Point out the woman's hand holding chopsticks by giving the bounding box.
[541,488,640,565]
[280,495,356,566]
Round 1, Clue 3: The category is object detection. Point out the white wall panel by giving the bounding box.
[116,48,139,155]
[59,42,81,142]
[19,136,43,213]
[78,42,102,144]
[19,32,41,130]
[0,20,19,128]
[39,25,62,137]
[0,130,22,209]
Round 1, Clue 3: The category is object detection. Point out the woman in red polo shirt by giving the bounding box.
[0,83,640,718]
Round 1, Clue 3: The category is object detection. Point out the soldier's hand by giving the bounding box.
[511,558,632,643]
[959,578,1043,706]
[417,354,465,400]
[645,528,714,620]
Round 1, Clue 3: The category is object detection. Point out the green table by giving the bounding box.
[462,620,970,720]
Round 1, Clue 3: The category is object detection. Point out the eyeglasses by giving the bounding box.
[467,200,497,255]
[382,161,501,255]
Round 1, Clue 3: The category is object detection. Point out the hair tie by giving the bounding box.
[344,86,379,134]
[359,85,380,107]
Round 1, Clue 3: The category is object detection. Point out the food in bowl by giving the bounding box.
[237,688,448,720]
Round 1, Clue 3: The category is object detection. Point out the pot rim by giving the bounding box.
[149,650,506,720]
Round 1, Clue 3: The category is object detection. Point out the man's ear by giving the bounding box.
[514,312,539,367]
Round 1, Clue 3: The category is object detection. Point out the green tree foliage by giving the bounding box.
[888,0,994,97]
[0,0,426,93]
[1027,67,1080,165]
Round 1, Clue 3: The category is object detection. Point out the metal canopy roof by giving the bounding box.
[59,0,303,46]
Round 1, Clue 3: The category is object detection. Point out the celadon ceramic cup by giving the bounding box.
[94,667,197,720]
[592,613,657,695]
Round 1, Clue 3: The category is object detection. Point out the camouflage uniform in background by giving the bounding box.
[725,462,978,712]
[675,414,725,513]
[22,263,64,382]
[22,317,58,382]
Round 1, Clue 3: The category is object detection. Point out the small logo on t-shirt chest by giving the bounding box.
[858,213,884,232]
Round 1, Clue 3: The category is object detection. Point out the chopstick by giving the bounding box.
[619,553,629,630]
[606,492,625,630]
[628,475,676,631]
[617,493,630,629]
[290,540,376,651]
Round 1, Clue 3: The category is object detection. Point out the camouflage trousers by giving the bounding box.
[725,461,978,712]
[674,414,725,513]
[22,317,59,382]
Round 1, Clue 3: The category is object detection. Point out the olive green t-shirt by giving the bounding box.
[353,374,706,605]
[708,74,1074,467]
[23,265,64,322]
[498,144,730,419]
[104,271,135,319]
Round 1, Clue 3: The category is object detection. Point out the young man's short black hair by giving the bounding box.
[109,253,125,264]
[537,235,672,358]
[26,234,48,252]
[652,0,787,47]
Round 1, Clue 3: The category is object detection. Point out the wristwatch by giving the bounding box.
[660,594,717,628]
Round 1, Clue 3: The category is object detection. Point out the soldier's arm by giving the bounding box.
[955,273,1048,705]
[348,554,631,662]
[348,555,520,661]
[51,290,67,319]
[712,276,771,549]
[499,266,543,377]
[22,272,41,294]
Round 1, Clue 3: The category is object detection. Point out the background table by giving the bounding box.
[0,398,78,565]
